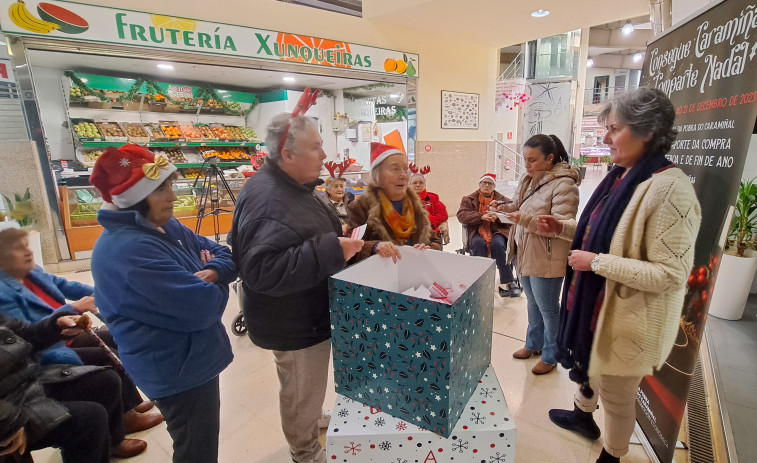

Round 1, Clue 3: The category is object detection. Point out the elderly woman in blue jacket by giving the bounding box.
[0,221,162,442]
[89,145,236,463]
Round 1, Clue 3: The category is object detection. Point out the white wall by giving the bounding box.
[739,134,757,182]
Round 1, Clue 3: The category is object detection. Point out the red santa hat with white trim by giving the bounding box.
[90,145,177,209]
[479,173,496,183]
[370,142,404,172]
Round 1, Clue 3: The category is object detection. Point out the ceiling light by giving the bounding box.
[531,9,550,18]
[217,90,228,93]
[586,58,594,68]
[633,52,643,63]
[156,63,174,70]
[80,78,88,82]
[0,40,6,46]
[622,21,634,35]
[283,76,296,82]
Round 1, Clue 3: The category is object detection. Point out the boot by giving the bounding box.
[111,438,147,458]
[596,448,620,463]
[548,405,601,440]
[123,409,164,434]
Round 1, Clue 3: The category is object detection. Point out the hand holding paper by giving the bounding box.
[339,237,364,261]
[350,224,367,239]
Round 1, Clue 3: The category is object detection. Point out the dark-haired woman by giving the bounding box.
[497,134,579,375]
[89,145,237,463]
[541,88,701,463]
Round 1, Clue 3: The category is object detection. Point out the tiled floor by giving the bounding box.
[31,169,681,463]
[706,295,757,462]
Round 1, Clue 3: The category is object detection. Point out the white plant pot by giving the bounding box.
[708,253,757,320]
[27,230,43,268]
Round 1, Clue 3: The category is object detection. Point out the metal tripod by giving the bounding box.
[193,156,236,243]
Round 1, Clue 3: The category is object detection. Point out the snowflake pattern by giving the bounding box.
[374,417,386,427]
[330,264,495,437]
[119,158,131,167]
[395,422,407,431]
[338,409,349,418]
[394,459,407,463]
[480,387,493,398]
[470,412,485,424]
[452,439,469,453]
[378,440,392,451]
[343,442,361,456]
[489,451,507,462]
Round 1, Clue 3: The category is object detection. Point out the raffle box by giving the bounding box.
[326,366,515,463]
[330,248,496,437]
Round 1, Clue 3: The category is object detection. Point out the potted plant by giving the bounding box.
[570,155,587,184]
[600,155,613,171]
[709,177,757,320]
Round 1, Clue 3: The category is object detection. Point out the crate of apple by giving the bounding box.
[210,125,231,140]
[72,119,102,140]
[180,124,203,141]
[196,125,217,141]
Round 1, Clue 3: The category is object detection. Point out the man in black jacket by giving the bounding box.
[231,112,363,463]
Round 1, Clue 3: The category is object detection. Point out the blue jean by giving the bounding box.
[520,275,563,365]
[471,233,515,284]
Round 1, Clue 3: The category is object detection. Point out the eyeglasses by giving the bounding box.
[480,181,495,186]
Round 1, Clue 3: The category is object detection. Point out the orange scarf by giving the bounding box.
[379,191,415,244]
[478,193,494,256]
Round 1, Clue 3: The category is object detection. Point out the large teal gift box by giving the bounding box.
[329,247,495,437]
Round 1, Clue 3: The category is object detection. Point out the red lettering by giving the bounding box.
[0,63,8,80]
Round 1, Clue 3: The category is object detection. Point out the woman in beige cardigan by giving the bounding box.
[498,134,579,375]
[538,88,701,463]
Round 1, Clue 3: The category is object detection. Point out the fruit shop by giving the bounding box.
[0,0,418,262]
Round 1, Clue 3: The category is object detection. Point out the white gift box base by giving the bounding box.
[326,366,515,463]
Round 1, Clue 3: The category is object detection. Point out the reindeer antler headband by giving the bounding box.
[279,87,322,151]
[324,159,353,178]
[408,163,431,175]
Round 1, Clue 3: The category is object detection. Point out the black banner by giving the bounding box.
[638,1,757,461]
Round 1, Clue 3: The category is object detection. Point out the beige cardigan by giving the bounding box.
[563,167,701,378]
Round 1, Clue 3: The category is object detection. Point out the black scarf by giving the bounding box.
[556,154,673,385]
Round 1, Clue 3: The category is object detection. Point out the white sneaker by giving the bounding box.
[317,409,332,429]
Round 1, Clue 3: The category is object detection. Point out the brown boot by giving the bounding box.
[111,438,147,458]
[123,409,164,434]
[133,400,155,413]
[512,347,541,359]
[532,360,556,375]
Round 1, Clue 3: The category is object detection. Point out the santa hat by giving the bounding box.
[370,142,404,172]
[479,173,496,183]
[90,145,177,208]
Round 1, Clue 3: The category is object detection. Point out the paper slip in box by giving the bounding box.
[330,247,495,437]
[326,366,515,463]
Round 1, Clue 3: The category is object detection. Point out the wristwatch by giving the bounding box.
[590,254,601,273]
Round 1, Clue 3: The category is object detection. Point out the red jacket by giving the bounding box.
[418,190,449,231]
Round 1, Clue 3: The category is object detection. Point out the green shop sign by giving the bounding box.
[0,0,419,78]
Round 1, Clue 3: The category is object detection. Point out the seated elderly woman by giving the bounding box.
[319,161,355,234]
[347,143,442,262]
[0,221,162,438]
[0,310,147,461]
[90,144,237,463]
[409,166,450,245]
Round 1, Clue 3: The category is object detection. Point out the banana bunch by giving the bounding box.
[9,0,59,34]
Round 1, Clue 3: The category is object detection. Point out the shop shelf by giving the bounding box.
[174,162,250,168]
[78,141,264,149]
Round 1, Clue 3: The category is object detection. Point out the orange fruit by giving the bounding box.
[395,60,407,74]
[384,59,397,72]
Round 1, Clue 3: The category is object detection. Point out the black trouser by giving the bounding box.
[471,233,516,283]
[29,401,110,463]
[70,327,143,411]
[155,376,221,463]
[43,369,125,446]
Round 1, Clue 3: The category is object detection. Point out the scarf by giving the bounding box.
[477,193,495,256]
[557,154,673,386]
[378,190,415,243]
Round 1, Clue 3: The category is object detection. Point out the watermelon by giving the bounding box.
[37,3,89,34]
